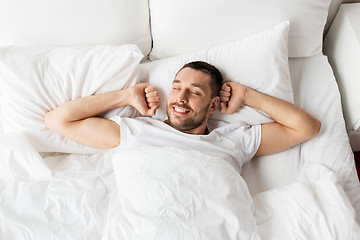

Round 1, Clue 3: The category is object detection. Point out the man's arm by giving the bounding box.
[44,83,160,149]
[220,82,321,157]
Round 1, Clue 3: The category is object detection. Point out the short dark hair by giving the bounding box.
[177,61,223,98]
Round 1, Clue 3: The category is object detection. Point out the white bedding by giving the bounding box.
[1,132,359,239]
[243,54,360,209]
[1,55,360,239]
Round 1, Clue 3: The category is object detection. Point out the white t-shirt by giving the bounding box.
[110,117,261,173]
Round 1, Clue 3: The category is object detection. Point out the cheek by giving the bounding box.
[192,98,209,111]
[167,90,178,101]
[167,95,174,105]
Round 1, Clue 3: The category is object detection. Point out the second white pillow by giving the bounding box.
[140,21,292,125]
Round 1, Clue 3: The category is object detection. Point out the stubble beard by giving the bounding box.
[166,102,210,133]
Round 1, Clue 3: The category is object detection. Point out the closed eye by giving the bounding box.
[191,91,201,96]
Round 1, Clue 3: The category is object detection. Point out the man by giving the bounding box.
[45,61,320,171]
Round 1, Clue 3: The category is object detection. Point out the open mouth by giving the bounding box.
[172,106,191,116]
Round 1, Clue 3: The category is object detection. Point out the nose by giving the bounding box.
[177,90,189,104]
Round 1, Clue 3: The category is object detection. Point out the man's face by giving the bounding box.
[166,67,217,134]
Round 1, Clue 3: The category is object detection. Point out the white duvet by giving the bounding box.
[1,133,359,240]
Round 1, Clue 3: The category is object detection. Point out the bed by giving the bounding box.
[1,0,360,239]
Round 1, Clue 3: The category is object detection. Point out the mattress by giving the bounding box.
[0,54,360,239]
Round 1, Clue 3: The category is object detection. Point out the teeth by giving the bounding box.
[174,107,187,113]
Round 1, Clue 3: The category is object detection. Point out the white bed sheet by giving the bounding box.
[1,54,360,239]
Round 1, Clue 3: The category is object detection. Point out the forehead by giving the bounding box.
[174,67,212,90]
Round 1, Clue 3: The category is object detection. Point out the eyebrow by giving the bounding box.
[173,79,205,91]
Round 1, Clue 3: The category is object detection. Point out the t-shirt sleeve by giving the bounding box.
[235,124,262,163]
[109,116,144,150]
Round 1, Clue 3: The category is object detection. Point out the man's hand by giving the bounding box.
[129,83,160,116]
[219,82,247,114]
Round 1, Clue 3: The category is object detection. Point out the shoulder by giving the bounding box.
[109,116,168,131]
[209,120,261,141]
[208,119,257,132]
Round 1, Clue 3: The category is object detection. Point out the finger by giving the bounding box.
[148,105,159,116]
[219,90,231,97]
[221,82,231,91]
[220,103,233,114]
[145,85,155,94]
[220,102,228,113]
[220,96,230,102]
[146,91,158,98]
[146,96,160,103]
[148,102,160,108]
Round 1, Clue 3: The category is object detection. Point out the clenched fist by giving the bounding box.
[219,82,248,114]
[129,83,160,116]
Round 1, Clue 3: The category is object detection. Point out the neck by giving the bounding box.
[164,119,209,135]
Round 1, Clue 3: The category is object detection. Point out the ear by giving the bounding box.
[209,96,220,114]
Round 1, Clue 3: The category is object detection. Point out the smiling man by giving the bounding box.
[165,62,222,135]
[45,61,320,171]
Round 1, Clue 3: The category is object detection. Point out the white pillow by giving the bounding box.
[0,45,143,153]
[0,103,3,135]
[140,21,292,125]
[149,0,331,60]
[0,0,152,56]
